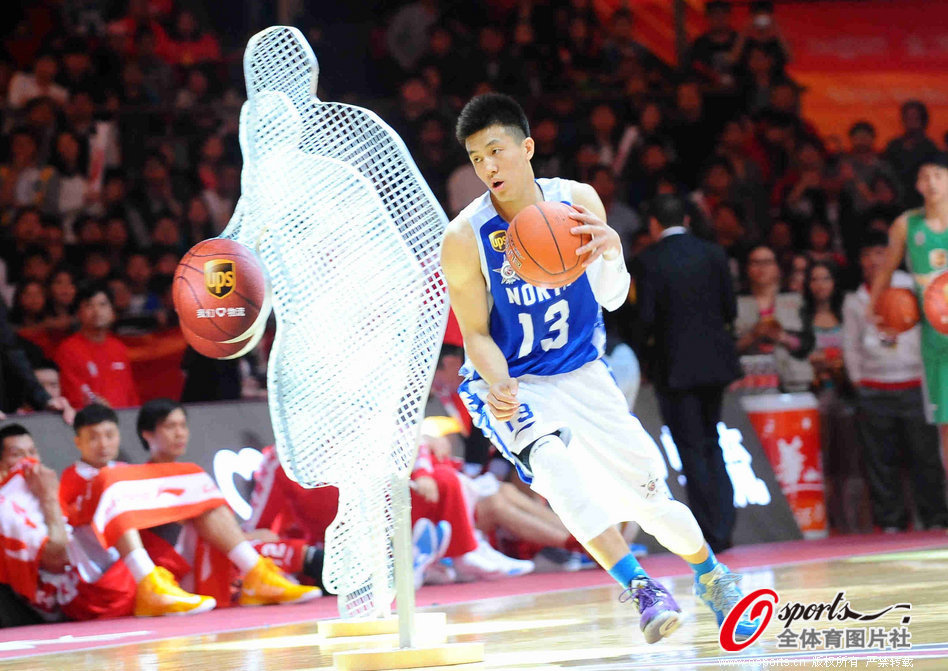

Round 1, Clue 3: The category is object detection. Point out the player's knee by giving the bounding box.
[525,433,570,475]
[529,434,597,509]
[636,499,704,556]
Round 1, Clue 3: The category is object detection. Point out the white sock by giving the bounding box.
[123,548,156,583]
[227,540,260,575]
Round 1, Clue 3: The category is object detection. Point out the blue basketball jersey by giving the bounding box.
[459,177,606,380]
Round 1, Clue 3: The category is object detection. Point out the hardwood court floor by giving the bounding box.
[3,537,948,670]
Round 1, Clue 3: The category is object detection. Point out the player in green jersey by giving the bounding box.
[869,151,948,474]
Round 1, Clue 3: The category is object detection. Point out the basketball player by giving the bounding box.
[869,151,948,475]
[440,93,758,644]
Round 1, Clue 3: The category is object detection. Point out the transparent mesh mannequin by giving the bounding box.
[220,27,449,617]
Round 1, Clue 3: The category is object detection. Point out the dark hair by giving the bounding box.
[0,424,31,456]
[9,279,46,325]
[714,200,745,222]
[137,398,186,451]
[901,100,929,128]
[74,215,102,237]
[76,280,113,307]
[706,0,731,13]
[802,259,843,323]
[144,152,169,168]
[103,168,125,183]
[455,93,530,145]
[34,359,59,372]
[588,164,614,182]
[147,273,174,296]
[62,37,87,55]
[52,128,89,176]
[73,403,119,434]
[22,245,50,264]
[136,24,157,41]
[149,245,180,264]
[859,230,890,251]
[647,194,687,229]
[13,206,40,226]
[849,121,875,138]
[641,138,669,153]
[751,1,774,14]
[48,264,76,283]
[438,344,463,365]
[919,151,948,172]
[703,157,734,178]
[9,126,38,143]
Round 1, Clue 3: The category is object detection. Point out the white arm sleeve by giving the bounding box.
[586,253,631,312]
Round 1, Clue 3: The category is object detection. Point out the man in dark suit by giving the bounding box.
[631,194,743,553]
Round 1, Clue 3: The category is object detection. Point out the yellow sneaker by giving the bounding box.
[239,557,322,606]
[134,566,217,617]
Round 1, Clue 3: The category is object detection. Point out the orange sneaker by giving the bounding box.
[239,557,322,606]
[135,566,217,617]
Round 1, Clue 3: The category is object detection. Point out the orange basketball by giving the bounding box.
[180,321,264,360]
[173,238,270,343]
[876,287,920,334]
[505,201,591,289]
[923,273,948,335]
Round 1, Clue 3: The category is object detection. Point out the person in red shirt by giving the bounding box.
[54,282,140,409]
[106,0,171,57]
[60,404,321,612]
[137,398,328,591]
[162,9,222,66]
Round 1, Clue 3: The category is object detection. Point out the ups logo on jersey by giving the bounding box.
[489,230,507,253]
[204,260,236,299]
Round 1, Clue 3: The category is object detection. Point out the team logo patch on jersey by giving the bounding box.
[930,249,948,271]
[494,256,519,284]
[488,229,507,252]
[204,260,236,299]
[915,230,927,247]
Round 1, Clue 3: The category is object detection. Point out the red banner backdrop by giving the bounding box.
[778,1,948,143]
[488,0,948,143]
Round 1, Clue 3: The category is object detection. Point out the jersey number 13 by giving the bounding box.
[516,299,569,358]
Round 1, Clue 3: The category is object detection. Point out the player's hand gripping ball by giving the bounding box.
[875,287,920,334]
[505,201,591,289]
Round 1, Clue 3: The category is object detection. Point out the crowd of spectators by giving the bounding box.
[2,0,947,537]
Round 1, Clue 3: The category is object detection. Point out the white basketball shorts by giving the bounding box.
[458,358,668,492]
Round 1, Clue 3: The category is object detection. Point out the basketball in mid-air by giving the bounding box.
[923,273,948,335]
[505,201,591,289]
[180,321,264,360]
[173,237,270,344]
[875,287,920,334]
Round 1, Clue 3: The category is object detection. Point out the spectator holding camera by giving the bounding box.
[730,1,791,78]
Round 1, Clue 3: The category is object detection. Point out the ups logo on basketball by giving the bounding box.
[489,230,507,253]
[204,260,236,299]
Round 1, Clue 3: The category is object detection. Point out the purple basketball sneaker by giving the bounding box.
[620,577,683,644]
